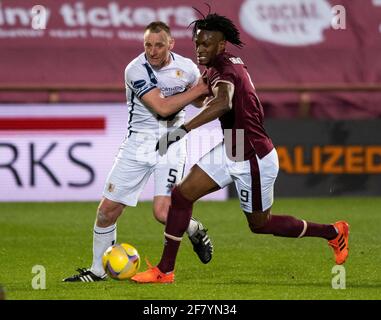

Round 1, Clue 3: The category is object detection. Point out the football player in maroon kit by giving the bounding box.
[132,13,350,283]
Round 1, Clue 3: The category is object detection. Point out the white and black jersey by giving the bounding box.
[125,52,200,136]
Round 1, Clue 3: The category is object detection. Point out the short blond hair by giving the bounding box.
[144,21,171,36]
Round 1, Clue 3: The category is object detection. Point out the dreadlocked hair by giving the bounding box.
[189,8,244,48]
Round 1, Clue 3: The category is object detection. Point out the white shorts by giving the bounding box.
[103,132,186,206]
[197,142,279,212]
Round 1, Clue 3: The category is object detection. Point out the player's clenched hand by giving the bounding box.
[195,74,209,96]
[155,125,189,156]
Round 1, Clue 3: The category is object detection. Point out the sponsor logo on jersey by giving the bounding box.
[161,86,186,96]
[131,79,146,89]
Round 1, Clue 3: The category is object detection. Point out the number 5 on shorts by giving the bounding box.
[167,168,178,184]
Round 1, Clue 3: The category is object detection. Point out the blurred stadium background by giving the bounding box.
[0,0,380,300]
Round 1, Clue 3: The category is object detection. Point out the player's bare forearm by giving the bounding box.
[183,96,230,131]
[155,96,229,156]
[160,85,206,116]
[191,95,208,108]
[142,81,208,117]
[184,82,233,131]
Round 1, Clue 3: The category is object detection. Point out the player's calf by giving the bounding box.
[246,210,272,234]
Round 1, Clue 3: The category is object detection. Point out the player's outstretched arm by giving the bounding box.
[141,78,208,118]
[155,81,234,156]
[191,94,209,108]
[184,81,234,131]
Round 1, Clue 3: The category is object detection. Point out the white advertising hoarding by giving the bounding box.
[0,104,227,202]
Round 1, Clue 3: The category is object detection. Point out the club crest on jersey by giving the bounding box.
[131,79,146,89]
[107,183,115,193]
[175,70,183,78]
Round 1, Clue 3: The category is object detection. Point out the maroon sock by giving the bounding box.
[253,215,304,237]
[157,187,193,273]
[304,222,338,240]
[253,215,338,240]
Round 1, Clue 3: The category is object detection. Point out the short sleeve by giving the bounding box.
[125,64,157,99]
[209,68,235,88]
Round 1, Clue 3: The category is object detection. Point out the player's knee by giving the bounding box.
[247,210,271,234]
[249,223,264,234]
[176,184,197,203]
[153,196,170,224]
[153,206,167,224]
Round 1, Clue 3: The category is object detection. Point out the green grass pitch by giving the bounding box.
[0,198,380,300]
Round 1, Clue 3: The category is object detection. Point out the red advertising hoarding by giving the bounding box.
[0,0,380,118]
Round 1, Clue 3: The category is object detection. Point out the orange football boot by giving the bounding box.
[328,221,350,265]
[131,259,174,284]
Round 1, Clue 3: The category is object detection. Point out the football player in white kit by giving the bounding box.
[64,22,213,282]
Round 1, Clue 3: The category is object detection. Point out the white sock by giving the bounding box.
[90,223,116,277]
[186,218,199,237]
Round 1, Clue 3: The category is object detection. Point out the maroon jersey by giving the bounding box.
[206,52,273,160]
